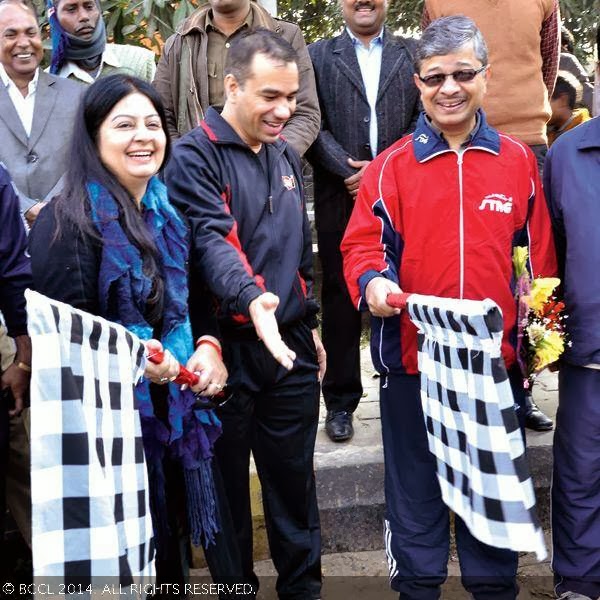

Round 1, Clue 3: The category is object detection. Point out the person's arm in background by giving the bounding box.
[541,0,560,96]
[281,25,321,156]
[153,34,184,141]
[0,168,32,416]
[305,40,365,197]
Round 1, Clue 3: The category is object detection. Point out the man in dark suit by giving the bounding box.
[0,0,83,226]
[307,0,420,441]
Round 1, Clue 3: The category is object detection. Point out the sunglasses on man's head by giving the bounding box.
[418,65,487,88]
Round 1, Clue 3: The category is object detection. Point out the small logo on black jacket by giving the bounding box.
[478,193,513,214]
[282,175,296,190]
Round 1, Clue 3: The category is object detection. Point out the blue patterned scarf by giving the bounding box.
[88,176,222,549]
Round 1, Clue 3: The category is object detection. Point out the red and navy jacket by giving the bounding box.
[165,107,319,337]
[341,110,557,375]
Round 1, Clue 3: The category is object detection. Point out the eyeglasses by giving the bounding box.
[418,65,487,88]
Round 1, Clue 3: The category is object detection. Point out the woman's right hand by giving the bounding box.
[185,340,228,397]
[144,340,180,384]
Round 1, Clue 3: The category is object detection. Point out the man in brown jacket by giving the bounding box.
[153,0,320,156]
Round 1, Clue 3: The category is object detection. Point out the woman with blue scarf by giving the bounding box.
[28,75,232,590]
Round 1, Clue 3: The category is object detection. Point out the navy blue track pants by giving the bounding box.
[380,372,521,600]
[552,362,600,599]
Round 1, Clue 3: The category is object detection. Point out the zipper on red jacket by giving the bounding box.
[457,151,465,299]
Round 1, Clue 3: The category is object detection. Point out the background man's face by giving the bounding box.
[414,43,488,136]
[57,0,100,40]
[208,0,250,16]
[0,4,43,81]
[341,0,387,39]
[226,53,299,152]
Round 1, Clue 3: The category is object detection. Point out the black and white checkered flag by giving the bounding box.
[405,293,547,560]
[26,290,155,582]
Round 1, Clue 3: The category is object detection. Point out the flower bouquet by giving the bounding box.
[513,246,567,389]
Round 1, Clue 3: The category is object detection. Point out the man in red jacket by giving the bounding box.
[342,16,556,599]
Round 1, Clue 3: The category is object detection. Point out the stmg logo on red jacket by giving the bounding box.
[478,193,513,214]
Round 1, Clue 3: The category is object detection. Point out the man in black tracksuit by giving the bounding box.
[165,30,325,600]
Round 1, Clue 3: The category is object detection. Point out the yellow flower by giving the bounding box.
[530,278,560,313]
[533,330,565,372]
[512,246,529,278]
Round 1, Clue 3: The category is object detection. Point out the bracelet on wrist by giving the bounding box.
[195,337,223,359]
[15,361,31,373]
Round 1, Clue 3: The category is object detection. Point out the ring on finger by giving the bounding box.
[159,377,169,383]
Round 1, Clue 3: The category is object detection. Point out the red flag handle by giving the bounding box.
[386,292,411,309]
[146,340,200,387]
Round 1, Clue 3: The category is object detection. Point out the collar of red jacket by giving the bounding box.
[412,108,501,163]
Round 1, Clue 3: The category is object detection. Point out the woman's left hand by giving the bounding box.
[144,340,180,384]
[186,341,228,397]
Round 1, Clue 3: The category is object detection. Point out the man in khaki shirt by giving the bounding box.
[154,0,320,156]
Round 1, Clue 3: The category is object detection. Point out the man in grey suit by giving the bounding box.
[307,0,420,442]
[0,0,83,226]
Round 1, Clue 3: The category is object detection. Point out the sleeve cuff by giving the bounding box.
[237,284,264,317]
[358,270,385,308]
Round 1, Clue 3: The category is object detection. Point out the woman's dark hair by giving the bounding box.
[55,74,171,324]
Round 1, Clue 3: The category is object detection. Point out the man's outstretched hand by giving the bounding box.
[249,292,296,370]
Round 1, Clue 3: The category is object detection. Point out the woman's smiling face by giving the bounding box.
[97,92,166,202]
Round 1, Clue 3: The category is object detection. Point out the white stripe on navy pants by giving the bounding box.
[380,372,519,600]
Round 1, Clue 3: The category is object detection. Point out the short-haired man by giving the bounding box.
[164,30,325,599]
[0,0,84,224]
[306,0,420,442]
[153,0,320,156]
[46,0,156,84]
[342,17,556,598]
[421,0,559,432]
[544,105,600,600]
[548,71,591,146]
[0,163,32,561]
